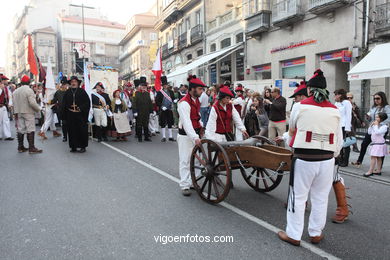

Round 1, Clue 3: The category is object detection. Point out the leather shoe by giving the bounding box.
[78,148,86,153]
[182,189,191,196]
[277,231,300,246]
[310,233,324,244]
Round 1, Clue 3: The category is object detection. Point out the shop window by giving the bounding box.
[221,38,231,49]
[210,43,216,52]
[187,54,193,61]
[282,65,305,79]
[236,33,244,43]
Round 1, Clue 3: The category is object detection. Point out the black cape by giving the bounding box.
[61,87,91,149]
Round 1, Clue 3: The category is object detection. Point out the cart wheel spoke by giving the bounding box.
[215,175,225,188]
[196,175,205,182]
[212,151,219,165]
[194,165,205,170]
[199,144,208,162]
[201,178,209,192]
[207,179,212,200]
[263,169,276,183]
[194,153,207,167]
[255,170,260,189]
[212,179,220,198]
[215,172,227,176]
[207,143,212,163]
[260,170,269,190]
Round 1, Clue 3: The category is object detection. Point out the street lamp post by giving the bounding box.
[69,3,95,72]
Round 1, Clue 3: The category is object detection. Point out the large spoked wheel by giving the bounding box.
[240,167,283,192]
[241,135,283,192]
[190,139,231,204]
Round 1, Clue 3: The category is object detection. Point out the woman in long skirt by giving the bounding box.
[109,90,131,141]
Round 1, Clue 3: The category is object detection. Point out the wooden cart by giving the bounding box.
[190,136,293,204]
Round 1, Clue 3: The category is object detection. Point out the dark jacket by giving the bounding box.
[269,95,286,122]
[244,110,260,137]
[155,89,175,111]
[132,91,153,122]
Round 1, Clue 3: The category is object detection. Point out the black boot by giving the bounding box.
[62,121,68,142]
[17,133,28,153]
[102,127,108,141]
[339,147,350,167]
[27,132,42,154]
[96,127,102,142]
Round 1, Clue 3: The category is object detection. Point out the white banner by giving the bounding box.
[74,42,91,59]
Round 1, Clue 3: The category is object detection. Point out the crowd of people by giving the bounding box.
[1,69,390,247]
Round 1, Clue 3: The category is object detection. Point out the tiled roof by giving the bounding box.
[59,16,125,29]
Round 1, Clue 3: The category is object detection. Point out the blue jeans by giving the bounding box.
[200,107,209,127]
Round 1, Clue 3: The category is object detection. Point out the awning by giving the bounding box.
[348,43,390,81]
[167,43,243,79]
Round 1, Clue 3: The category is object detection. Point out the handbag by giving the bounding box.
[343,136,357,148]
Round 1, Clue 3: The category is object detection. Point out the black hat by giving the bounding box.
[68,76,82,85]
[307,69,326,89]
[60,76,69,84]
[134,79,140,87]
[161,76,168,86]
[93,82,104,89]
[140,76,147,84]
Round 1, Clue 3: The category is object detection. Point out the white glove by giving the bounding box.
[162,106,167,111]
[153,111,157,116]
[174,99,179,103]
[134,113,138,117]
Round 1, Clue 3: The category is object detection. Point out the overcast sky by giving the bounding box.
[0,0,156,68]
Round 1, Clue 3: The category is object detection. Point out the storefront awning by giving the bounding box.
[348,43,390,81]
[167,43,243,79]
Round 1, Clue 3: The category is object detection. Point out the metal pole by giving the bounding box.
[82,4,85,43]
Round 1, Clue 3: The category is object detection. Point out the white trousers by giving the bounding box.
[40,107,56,133]
[0,106,11,138]
[149,114,159,133]
[286,158,334,241]
[178,134,196,189]
[235,126,243,141]
[93,108,107,127]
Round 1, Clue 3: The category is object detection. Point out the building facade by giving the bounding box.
[119,13,158,82]
[57,15,125,76]
[204,0,244,85]
[10,0,72,78]
[155,0,206,87]
[32,27,58,75]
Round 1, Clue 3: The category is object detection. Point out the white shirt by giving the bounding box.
[205,104,246,140]
[199,92,209,108]
[178,98,203,142]
[335,100,352,132]
[233,96,246,115]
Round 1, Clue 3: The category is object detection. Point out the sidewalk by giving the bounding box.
[339,141,390,183]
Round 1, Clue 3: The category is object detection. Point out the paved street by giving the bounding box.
[0,129,389,260]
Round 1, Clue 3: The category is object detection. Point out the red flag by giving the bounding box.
[37,57,46,83]
[27,34,38,76]
[152,48,162,91]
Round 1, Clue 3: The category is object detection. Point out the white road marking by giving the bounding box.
[101,142,340,260]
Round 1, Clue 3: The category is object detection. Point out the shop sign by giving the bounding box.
[282,58,305,67]
[320,51,343,61]
[210,64,217,85]
[341,50,352,62]
[270,39,317,54]
[254,64,271,72]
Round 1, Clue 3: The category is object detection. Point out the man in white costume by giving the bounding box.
[177,75,205,196]
[278,69,343,246]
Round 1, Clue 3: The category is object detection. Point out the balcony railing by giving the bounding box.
[178,32,187,49]
[190,24,203,44]
[162,44,169,59]
[375,3,390,34]
[208,19,217,31]
[272,0,304,27]
[220,11,233,24]
[308,0,349,15]
[245,11,271,36]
